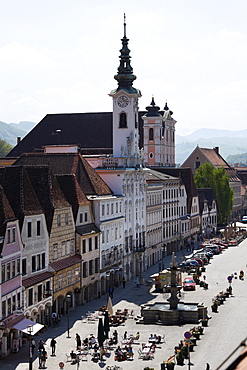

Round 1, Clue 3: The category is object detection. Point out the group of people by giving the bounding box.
[29,336,57,369]
[108,329,118,346]
[75,332,97,350]
[115,344,134,361]
[37,338,47,369]
[148,333,162,344]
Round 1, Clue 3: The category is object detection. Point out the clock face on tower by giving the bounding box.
[117,95,130,108]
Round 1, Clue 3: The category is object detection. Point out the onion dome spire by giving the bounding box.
[164,101,173,115]
[145,97,161,117]
[114,14,138,94]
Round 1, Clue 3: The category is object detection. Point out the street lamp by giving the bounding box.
[27,324,33,370]
[66,294,71,338]
[138,252,143,284]
[106,274,110,303]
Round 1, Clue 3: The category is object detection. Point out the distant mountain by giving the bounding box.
[9,121,36,133]
[0,121,26,147]
[177,128,247,143]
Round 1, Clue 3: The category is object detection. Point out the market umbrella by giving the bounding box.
[104,311,110,339]
[107,296,113,315]
[97,317,105,348]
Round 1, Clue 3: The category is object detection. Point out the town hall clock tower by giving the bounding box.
[109,15,141,161]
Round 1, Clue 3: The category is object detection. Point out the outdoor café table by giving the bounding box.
[142,347,151,354]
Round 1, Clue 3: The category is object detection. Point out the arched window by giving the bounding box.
[119,112,127,128]
[149,128,154,140]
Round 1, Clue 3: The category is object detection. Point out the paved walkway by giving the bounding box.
[0,246,202,370]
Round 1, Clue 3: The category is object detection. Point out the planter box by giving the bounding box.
[176,356,184,365]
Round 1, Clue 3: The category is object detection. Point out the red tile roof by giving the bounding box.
[0,166,44,227]
[200,148,229,168]
[22,271,53,288]
[49,254,82,272]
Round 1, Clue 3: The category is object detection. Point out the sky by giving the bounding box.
[0,0,247,135]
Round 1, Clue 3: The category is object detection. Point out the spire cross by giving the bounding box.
[124,13,126,37]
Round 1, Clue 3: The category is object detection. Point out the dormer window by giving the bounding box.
[119,112,127,128]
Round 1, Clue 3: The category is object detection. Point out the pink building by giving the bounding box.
[0,185,23,356]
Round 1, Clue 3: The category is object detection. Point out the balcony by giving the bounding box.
[43,290,52,298]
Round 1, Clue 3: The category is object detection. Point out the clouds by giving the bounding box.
[0,1,247,135]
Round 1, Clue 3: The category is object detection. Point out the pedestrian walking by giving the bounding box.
[38,338,46,351]
[38,349,43,368]
[51,312,57,326]
[31,338,36,356]
[50,337,56,356]
[122,276,126,288]
[75,333,81,350]
[41,349,47,368]
[109,286,114,298]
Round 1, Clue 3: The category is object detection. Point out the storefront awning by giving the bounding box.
[13,318,44,335]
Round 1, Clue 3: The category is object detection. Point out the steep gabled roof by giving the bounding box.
[7,113,113,158]
[0,166,43,227]
[14,152,113,196]
[0,185,16,236]
[200,147,229,168]
[56,174,90,222]
[24,166,71,233]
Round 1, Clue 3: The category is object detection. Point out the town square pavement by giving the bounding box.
[2,239,247,370]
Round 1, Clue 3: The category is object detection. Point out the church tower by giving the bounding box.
[143,99,176,167]
[109,15,141,161]
[162,102,176,167]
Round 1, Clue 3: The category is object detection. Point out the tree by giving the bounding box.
[0,139,12,157]
[194,163,234,224]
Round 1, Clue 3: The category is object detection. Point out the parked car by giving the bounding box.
[214,241,228,249]
[205,245,221,254]
[193,257,205,266]
[202,248,214,257]
[193,253,210,263]
[185,259,199,266]
[183,277,196,291]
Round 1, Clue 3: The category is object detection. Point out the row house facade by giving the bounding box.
[0,185,23,356]
[88,194,124,293]
[22,166,79,316]
[56,174,101,305]
[145,172,163,270]
[0,167,54,345]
